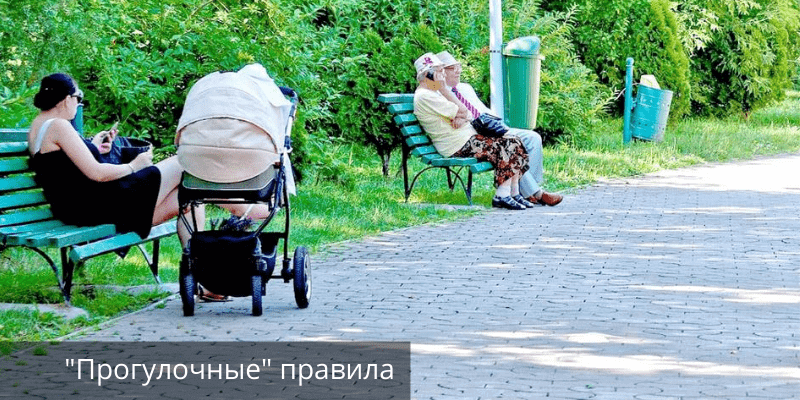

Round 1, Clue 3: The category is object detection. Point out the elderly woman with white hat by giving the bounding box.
[435,51,563,206]
[412,53,533,210]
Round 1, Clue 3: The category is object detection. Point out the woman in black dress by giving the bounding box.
[27,73,201,246]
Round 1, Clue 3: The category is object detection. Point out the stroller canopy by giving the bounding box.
[176,64,293,184]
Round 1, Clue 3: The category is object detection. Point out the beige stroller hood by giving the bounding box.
[176,64,294,187]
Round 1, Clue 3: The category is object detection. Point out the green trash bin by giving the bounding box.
[502,36,543,130]
[623,58,673,143]
[630,85,672,142]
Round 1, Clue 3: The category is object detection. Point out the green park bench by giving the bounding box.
[0,128,176,304]
[377,93,492,205]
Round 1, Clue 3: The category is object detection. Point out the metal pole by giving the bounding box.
[489,0,504,120]
[623,57,634,144]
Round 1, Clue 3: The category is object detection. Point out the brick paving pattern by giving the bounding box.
[76,154,800,399]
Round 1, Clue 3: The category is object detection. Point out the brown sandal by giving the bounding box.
[197,286,231,302]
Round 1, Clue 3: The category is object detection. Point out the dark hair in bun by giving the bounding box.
[33,73,76,111]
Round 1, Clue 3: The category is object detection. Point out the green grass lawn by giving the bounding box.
[2,92,800,341]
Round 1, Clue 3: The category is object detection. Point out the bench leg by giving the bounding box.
[10,245,69,303]
[445,168,456,190]
[402,144,411,201]
[134,241,162,284]
[151,240,161,284]
[61,247,75,305]
[465,170,474,205]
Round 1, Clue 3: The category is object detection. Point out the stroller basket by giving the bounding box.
[188,231,279,297]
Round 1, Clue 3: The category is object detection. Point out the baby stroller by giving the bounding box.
[175,64,310,316]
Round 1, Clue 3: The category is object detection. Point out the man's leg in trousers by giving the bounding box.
[510,128,544,198]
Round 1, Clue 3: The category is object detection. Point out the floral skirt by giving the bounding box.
[452,134,529,186]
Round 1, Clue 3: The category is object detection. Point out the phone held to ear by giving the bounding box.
[426,71,434,80]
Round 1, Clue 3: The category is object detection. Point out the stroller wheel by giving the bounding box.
[179,269,196,317]
[293,246,311,309]
[251,274,263,316]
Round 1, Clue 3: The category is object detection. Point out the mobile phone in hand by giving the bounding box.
[426,71,434,80]
[103,122,119,144]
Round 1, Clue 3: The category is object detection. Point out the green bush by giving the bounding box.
[680,0,800,117]
[542,0,800,119]
[541,0,691,120]
[0,0,613,174]
[1,0,321,163]
[0,0,92,127]
[285,0,435,177]
[501,1,611,144]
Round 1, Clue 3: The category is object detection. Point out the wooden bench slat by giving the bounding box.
[470,161,494,174]
[0,219,64,235]
[387,103,414,115]
[0,130,28,142]
[70,221,177,262]
[0,158,30,173]
[10,223,84,238]
[406,135,431,147]
[420,153,444,164]
[377,93,415,104]
[400,125,422,136]
[0,207,54,226]
[430,157,479,167]
[0,191,47,210]
[46,225,118,247]
[27,224,117,247]
[0,175,38,192]
[0,141,29,155]
[411,145,438,157]
[393,113,417,126]
[4,224,80,245]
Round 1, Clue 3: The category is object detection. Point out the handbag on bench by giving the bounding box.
[470,113,508,138]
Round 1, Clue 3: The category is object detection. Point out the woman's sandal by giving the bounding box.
[197,286,232,302]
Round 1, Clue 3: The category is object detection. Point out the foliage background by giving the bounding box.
[1,0,799,177]
[678,0,800,117]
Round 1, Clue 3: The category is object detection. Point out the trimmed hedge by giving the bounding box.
[541,0,800,119]
[541,0,691,120]
[681,0,800,117]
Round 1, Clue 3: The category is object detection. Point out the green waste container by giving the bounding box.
[630,85,672,142]
[623,58,673,143]
[502,36,543,130]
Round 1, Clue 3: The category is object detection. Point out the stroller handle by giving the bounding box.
[279,86,298,105]
[278,86,298,150]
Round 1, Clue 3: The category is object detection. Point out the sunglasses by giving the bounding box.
[70,90,84,104]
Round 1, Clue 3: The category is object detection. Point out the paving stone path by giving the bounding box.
[76,154,800,399]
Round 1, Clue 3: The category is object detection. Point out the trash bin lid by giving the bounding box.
[503,36,541,58]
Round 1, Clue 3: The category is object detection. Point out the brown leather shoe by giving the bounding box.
[529,192,563,206]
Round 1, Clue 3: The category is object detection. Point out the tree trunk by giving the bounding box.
[381,152,391,177]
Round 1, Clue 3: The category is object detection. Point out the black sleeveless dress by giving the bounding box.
[31,150,162,238]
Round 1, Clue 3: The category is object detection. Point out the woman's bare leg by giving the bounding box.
[510,175,521,197]
[154,156,183,206]
[152,187,179,225]
[220,203,272,220]
[177,204,204,248]
[495,179,512,198]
